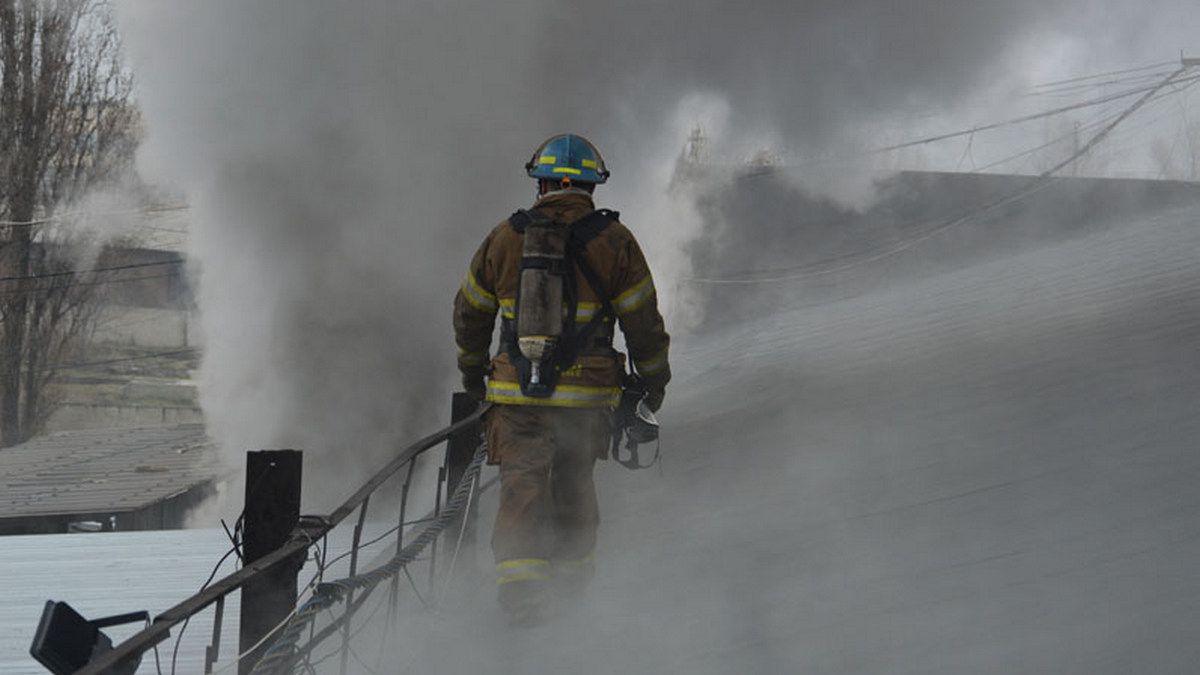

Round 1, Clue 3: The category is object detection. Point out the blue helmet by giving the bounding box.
[525,133,610,184]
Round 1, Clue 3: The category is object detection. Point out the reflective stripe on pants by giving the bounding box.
[496,558,551,585]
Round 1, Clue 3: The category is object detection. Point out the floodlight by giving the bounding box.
[30,601,148,675]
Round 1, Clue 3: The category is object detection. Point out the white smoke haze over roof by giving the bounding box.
[115,0,1197,543]
[99,2,1200,672]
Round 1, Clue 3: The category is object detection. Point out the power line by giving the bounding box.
[978,78,1198,173]
[685,66,1198,285]
[0,271,182,297]
[1040,66,1192,178]
[1030,60,1179,89]
[1028,69,1178,98]
[875,72,1200,153]
[742,72,1192,179]
[0,257,184,284]
[0,204,189,228]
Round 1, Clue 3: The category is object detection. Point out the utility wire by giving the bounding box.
[975,79,1191,173]
[0,270,182,298]
[1028,69,1178,98]
[0,204,189,228]
[876,72,1200,153]
[249,447,488,674]
[1030,59,1179,89]
[1040,66,1191,178]
[171,545,241,675]
[734,71,1200,174]
[319,516,438,572]
[0,258,184,284]
[686,66,1198,285]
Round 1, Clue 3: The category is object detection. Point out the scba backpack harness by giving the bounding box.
[501,208,619,398]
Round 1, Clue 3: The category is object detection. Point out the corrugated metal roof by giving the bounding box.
[0,425,222,518]
[2,524,420,674]
[2,529,241,675]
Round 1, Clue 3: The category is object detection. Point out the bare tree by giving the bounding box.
[0,0,137,446]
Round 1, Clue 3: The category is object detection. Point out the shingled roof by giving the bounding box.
[0,425,224,535]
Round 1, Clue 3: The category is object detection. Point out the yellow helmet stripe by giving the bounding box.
[552,167,582,175]
[538,155,557,164]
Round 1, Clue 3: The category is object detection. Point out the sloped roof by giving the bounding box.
[0,425,221,519]
[1,529,241,675]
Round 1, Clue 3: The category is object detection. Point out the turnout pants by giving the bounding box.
[485,404,610,592]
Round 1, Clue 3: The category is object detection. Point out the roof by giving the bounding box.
[1,529,240,675]
[0,425,222,520]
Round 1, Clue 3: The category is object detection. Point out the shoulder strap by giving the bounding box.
[508,208,554,234]
[571,208,619,245]
[567,209,618,305]
[551,210,620,372]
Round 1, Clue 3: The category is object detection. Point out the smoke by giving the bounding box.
[115,0,1194,521]
[104,1,1200,672]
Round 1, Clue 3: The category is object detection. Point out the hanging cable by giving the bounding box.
[1040,65,1192,178]
[0,204,189,229]
[248,445,488,675]
[875,73,1200,153]
[170,545,241,675]
[1030,59,1179,90]
[0,258,184,284]
[684,66,1200,286]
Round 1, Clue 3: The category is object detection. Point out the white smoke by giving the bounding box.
[115,0,1198,513]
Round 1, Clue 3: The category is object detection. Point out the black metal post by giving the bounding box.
[446,393,481,496]
[204,596,224,674]
[443,393,483,568]
[339,497,370,675]
[389,460,417,623]
[238,450,303,675]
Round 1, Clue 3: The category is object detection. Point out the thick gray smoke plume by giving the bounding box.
[115,1,1195,504]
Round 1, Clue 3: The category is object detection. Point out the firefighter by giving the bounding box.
[453,133,670,623]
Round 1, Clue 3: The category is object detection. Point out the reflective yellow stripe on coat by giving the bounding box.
[634,346,670,377]
[486,380,620,408]
[499,298,608,323]
[460,271,497,313]
[614,275,655,315]
[457,346,488,367]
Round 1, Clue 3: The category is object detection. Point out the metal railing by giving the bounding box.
[77,398,491,675]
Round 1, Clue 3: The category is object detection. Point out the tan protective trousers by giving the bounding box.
[485,404,610,578]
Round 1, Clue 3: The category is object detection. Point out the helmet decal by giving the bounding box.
[526,133,610,184]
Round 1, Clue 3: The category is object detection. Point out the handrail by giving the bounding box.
[77,403,490,675]
[250,445,487,674]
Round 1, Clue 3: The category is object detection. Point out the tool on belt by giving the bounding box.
[611,372,661,471]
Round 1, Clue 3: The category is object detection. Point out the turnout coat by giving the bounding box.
[453,190,671,414]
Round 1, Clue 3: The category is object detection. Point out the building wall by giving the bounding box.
[0,480,216,536]
[47,403,202,431]
[91,305,197,348]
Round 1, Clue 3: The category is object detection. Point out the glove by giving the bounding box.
[644,388,665,413]
[462,370,486,402]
